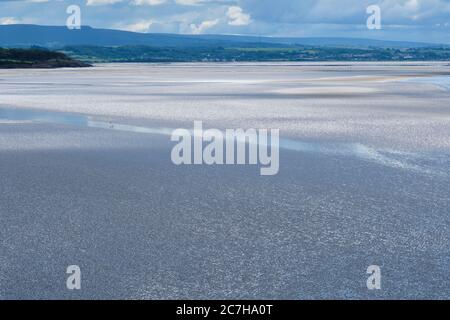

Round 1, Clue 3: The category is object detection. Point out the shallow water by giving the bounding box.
[406,75,450,90]
[1,63,450,152]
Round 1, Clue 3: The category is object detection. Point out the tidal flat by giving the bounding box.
[0,62,449,299]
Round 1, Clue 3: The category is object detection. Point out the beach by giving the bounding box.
[0,62,449,299]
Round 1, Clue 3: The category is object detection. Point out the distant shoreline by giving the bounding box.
[0,63,92,69]
[0,47,91,69]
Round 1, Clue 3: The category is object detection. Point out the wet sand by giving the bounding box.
[0,62,449,299]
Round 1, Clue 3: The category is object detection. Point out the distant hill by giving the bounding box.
[3,25,450,63]
[0,24,443,49]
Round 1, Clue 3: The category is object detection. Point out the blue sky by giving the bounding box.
[1,0,450,43]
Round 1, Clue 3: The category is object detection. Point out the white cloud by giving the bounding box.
[86,0,123,6]
[175,0,205,5]
[117,20,154,32]
[0,17,21,25]
[380,0,450,23]
[190,19,219,34]
[132,0,167,5]
[227,6,251,26]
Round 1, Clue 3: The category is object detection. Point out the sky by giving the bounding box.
[1,0,450,43]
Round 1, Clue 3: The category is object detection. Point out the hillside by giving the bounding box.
[0,24,442,49]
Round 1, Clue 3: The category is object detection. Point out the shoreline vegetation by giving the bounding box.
[0,48,91,69]
[61,45,450,63]
[2,46,450,69]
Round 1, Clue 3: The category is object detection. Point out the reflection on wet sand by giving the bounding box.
[1,106,447,177]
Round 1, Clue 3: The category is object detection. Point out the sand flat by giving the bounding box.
[0,62,449,299]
